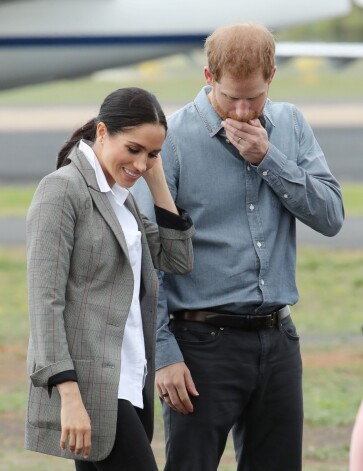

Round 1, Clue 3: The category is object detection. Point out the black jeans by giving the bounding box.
[75,399,158,471]
[163,315,303,471]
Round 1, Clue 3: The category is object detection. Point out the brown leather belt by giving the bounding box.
[170,306,291,329]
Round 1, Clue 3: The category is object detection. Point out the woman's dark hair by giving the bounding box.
[57,87,167,169]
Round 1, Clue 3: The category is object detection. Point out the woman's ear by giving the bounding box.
[96,122,107,142]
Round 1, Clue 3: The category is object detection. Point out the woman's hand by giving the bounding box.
[57,381,91,459]
[142,154,164,187]
[143,155,178,215]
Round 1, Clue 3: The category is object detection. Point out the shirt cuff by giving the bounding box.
[47,369,78,397]
[48,370,78,387]
[154,205,193,231]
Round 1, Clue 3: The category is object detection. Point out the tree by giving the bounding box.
[275,5,363,42]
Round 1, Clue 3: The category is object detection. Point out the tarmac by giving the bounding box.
[0,216,360,248]
[0,102,362,131]
[0,102,362,248]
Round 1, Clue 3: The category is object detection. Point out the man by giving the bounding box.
[132,23,344,471]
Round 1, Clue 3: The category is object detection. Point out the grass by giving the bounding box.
[295,247,363,336]
[0,183,362,218]
[341,185,363,216]
[0,246,362,470]
[0,187,36,217]
[0,248,28,343]
[0,55,362,106]
[0,50,361,471]
[303,365,363,427]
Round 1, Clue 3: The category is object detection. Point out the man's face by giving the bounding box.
[205,67,275,122]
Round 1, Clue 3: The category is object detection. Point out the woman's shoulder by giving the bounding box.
[30,163,89,214]
[42,162,86,191]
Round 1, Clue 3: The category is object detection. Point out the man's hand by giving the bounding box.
[57,381,91,458]
[222,118,268,165]
[156,362,199,414]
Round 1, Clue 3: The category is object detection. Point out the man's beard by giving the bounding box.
[209,91,260,122]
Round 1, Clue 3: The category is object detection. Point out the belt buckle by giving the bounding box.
[266,312,277,328]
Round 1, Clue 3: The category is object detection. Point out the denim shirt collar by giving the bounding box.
[263,101,275,128]
[194,86,275,137]
[194,86,223,137]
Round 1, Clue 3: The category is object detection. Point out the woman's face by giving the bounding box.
[93,122,166,188]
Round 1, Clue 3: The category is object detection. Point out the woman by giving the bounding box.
[350,399,363,471]
[25,87,195,470]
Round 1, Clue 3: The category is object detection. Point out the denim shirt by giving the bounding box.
[132,86,344,369]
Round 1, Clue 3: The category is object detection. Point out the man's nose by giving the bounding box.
[235,100,249,118]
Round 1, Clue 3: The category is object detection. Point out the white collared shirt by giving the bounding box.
[80,140,147,408]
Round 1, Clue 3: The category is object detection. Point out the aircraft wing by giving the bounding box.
[0,0,357,90]
[276,42,363,65]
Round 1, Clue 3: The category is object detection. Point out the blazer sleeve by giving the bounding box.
[26,173,79,387]
[141,211,195,275]
[127,193,195,275]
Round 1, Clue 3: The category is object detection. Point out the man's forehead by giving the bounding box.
[217,74,268,96]
[218,70,266,84]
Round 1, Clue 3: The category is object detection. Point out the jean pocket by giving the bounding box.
[279,316,300,341]
[170,320,221,345]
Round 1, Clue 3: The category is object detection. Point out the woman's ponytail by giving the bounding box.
[56,118,97,169]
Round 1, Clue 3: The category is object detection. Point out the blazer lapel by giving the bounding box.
[125,193,150,265]
[125,193,158,294]
[125,193,150,262]
[69,146,130,258]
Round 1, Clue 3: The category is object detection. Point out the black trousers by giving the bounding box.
[75,399,158,471]
[163,315,304,471]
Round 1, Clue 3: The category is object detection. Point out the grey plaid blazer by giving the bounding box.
[25,146,194,461]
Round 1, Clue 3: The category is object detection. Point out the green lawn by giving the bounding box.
[295,247,363,336]
[342,185,363,216]
[0,246,362,470]
[0,56,362,106]
[0,183,361,218]
[0,50,362,471]
[0,187,36,217]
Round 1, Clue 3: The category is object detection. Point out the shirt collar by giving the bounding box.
[194,86,223,137]
[194,86,275,138]
[263,99,275,128]
[79,140,129,206]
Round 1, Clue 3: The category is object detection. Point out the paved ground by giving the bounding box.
[0,102,362,183]
[1,216,360,248]
[0,102,361,248]
[0,102,362,131]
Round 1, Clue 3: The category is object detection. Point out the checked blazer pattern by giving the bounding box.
[25,146,195,461]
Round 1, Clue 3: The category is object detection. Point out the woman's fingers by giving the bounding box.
[59,424,91,457]
[57,382,92,457]
[68,430,76,453]
[83,428,92,459]
[60,427,68,450]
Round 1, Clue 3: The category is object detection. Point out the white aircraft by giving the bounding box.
[0,0,361,90]
[276,42,363,67]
